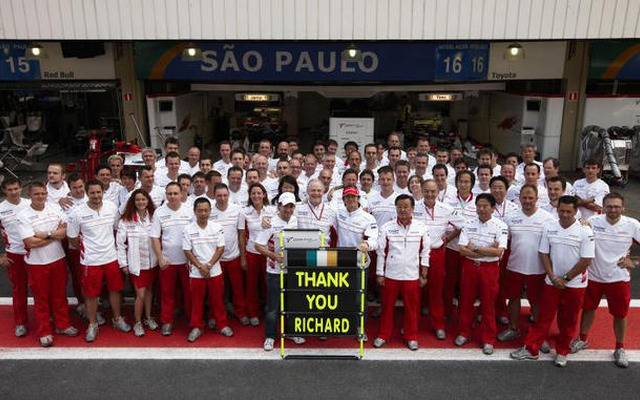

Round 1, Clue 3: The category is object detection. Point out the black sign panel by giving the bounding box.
[286,267,363,291]
[284,290,362,313]
[283,313,362,337]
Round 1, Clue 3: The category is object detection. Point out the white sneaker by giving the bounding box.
[454,335,468,347]
[85,323,99,342]
[570,338,588,354]
[144,317,159,331]
[614,348,629,368]
[39,335,53,347]
[555,354,568,367]
[263,338,275,351]
[15,325,27,337]
[111,316,132,333]
[372,338,386,348]
[287,336,305,345]
[133,322,145,337]
[187,328,202,342]
[219,326,234,337]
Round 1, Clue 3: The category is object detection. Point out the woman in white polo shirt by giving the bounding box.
[117,189,159,337]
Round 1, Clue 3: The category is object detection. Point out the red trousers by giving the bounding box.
[494,248,510,319]
[443,248,461,318]
[159,264,191,324]
[27,259,72,337]
[459,259,500,345]
[190,275,228,330]
[525,284,585,356]
[426,246,446,330]
[6,252,28,326]
[221,257,247,318]
[66,247,84,304]
[245,252,267,318]
[378,278,420,341]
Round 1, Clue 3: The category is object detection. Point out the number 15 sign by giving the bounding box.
[0,42,40,81]
[435,42,489,81]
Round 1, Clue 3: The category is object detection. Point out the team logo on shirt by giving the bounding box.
[81,215,94,221]
[592,226,606,232]
[511,219,523,224]
[468,228,478,232]
[389,229,399,234]
[160,215,171,220]
[189,232,199,237]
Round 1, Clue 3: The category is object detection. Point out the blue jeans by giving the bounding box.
[265,273,280,339]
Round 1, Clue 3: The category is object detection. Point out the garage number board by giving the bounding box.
[435,43,489,81]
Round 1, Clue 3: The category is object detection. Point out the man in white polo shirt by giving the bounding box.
[570,192,640,368]
[155,152,185,188]
[0,177,31,337]
[227,166,248,207]
[151,182,194,336]
[213,141,233,177]
[45,163,69,206]
[67,179,130,342]
[572,158,610,219]
[373,194,430,351]
[296,179,337,245]
[95,165,122,207]
[455,193,508,355]
[511,195,594,367]
[209,183,248,325]
[18,182,78,347]
[183,197,233,342]
[498,185,555,342]
[412,179,460,339]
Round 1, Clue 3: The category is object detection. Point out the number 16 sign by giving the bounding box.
[435,42,489,82]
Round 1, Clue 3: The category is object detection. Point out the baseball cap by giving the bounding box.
[278,192,296,206]
[342,186,359,197]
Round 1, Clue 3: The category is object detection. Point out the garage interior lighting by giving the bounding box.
[505,43,525,61]
[342,43,362,62]
[181,43,202,61]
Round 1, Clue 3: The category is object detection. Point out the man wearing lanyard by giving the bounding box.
[490,175,521,325]
[443,170,477,320]
[209,183,248,326]
[296,179,337,245]
[151,182,194,336]
[0,177,31,337]
[373,194,430,350]
[511,195,594,367]
[412,179,460,339]
[455,193,508,355]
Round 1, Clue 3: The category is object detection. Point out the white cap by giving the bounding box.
[278,192,296,206]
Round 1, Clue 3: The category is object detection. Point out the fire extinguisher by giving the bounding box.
[87,129,101,180]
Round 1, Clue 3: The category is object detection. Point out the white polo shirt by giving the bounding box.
[262,177,280,201]
[506,208,556,275]
[254,214,298,274]
[336,207,379,267]
[208,203,243,261]
[540,202,582,220]
[572,178,610,219]
[367,191,399,228]
[437,184,457,204]
[119,185,165,214]
[510,184,550,208]
[445,193,477,251]
[413,201,459,249]
[229,185,248,207]
[295,201,337,244]
[150,203,194,265]
[213,159,233,177]
[17,204,66,265]
[458,216,508,263]
[103,182,122,207]
[67,201,119,266]
[182,221,224,279]
[377,219,430,280]
[242,205,276,254]
[587,215,640,283]
[539,220,595,289]
[45,181,70,206]
[515,161,545,186]
[492,200,520,223]
[0,198,31,255]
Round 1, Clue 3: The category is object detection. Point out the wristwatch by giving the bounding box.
[562,273,571,281]
[46,230,52,239]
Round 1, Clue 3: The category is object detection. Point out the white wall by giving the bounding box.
[1,0,637,40]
